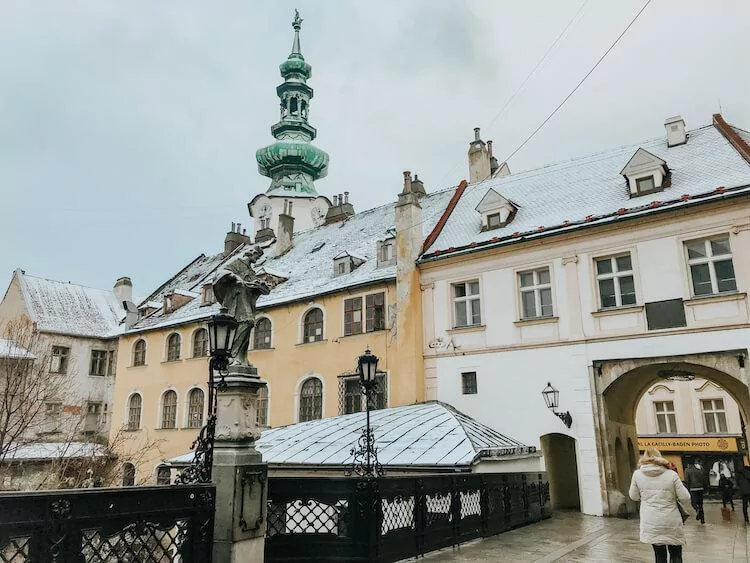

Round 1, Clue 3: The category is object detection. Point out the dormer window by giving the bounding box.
[201,284,215,306]
[474,188,517,231]
[333,252,365,277]
[620,148,668,197]
[377,238,396,267]
[163,296,173,314]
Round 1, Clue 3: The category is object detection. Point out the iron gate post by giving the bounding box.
[212,365,269,562]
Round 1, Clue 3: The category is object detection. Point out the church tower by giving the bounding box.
[249,11,332,242]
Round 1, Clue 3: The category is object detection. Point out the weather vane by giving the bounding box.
[293,9,303,30]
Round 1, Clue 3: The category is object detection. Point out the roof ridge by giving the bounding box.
[713,113,750,164]
[21,272,112,294]
[422,181,468,254]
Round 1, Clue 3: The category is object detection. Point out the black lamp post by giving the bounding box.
[177,307,238,484]
[347,348,384,478]
[542,382,573,429]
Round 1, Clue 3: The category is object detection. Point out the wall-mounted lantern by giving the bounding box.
[542,382,573,428]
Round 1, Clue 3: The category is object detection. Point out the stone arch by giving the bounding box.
[592,350,748,516]
[540,433,581,510]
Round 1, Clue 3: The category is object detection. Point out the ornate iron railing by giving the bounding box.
[0,484,214,562]
[265,472,550,562]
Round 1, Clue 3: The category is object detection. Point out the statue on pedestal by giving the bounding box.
[212,246,271,366]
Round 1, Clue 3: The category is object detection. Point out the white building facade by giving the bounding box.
[419,114,750,516]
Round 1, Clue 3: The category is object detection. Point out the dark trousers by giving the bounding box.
[653,544,683,563]
[722,492,735,510]
[742,494,750,522]
[689,490,704,522]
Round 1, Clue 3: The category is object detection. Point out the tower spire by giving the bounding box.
[254,11,329,197]
[291,9,302,55]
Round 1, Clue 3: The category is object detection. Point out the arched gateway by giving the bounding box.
[591,350,748,516]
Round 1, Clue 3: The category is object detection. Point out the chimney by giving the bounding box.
[324,191,355,224]
[410,174,427,197]
[224,222,251,255]
[665,116,687,147]
[397,170,423,208]
[402,171,412,193]
[276,213,295,255]
[468,127,491,184]
[113,277,133,303]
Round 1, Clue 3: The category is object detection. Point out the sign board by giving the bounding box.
[637,437,738,453]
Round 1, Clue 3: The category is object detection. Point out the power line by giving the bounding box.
[500,0,653,165]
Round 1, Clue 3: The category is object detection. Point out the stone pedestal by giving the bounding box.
[212,364,268,563]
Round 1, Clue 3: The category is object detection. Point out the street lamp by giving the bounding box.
[542,382,573,429]
[347,348,384,478]
[177,307,237,484]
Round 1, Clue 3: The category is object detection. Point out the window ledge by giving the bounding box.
[250,347,275,352]
[591,304,644,317]
[296,339,328,347]
[513,316,559,327]
[186,356,209,362]
[338,329,389,340]
[684,292,746,306]
[161,359,183,364]
[155,427,178,432]
[447,324,486,334]
[122,428,141,433]
[128,364,148,369]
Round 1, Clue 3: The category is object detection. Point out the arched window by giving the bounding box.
[161,390,177,429]
[122,462,135,486]
[257,386,269,428]
[166,333,181,361]
[127,394,142,430]
[133,339,146,366]
[156,465,171,485]
[187,388,204,429]
[299,378,322,422]
[254,318,272,349]
[303,308,324,343]
[193,328,208,358]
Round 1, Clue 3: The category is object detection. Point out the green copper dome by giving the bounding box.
[255,10,327,198]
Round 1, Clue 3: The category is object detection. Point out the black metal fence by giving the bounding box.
[265,473,550,562]
[0,484,215,562]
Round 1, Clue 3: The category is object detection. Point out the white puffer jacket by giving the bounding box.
[629,458,692,546]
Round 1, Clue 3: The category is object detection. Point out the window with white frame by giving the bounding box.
[377,239,395,267]
[192,329,209,358]
[44,402,62,433]
[166,333,181,361]
[702,398,728,433]
[654,401,676,433]
[461,372,478,395]
[339,374,387,414]
[127,394,142,430]
[253,318,272,349]
[518,268,553,319]
[452,280,481,328]
[685,236,737,296]
[187,388,204,429]
[299,378,323,422]
[595,254,636,309]
[122,463,135,486]
[50,346,70,374]
[90,350,108,376]
[161,390,177,429]
[133,339,146,366]
[303,308,324,343]
[85,402,104,432]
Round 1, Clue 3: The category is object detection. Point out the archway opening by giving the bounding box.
[540,433,581,510]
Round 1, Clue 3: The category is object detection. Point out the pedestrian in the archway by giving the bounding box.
[736,463,750,523]
[684,460,705,523]
[629,447,692,563]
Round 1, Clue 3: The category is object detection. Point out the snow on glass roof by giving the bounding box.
[170,402,533,467]
[0,338,34,359]
[130,188,455,333]
[18,272,125,339]
[423,121,750,259]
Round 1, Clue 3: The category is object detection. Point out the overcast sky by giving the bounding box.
[1,0,748,299]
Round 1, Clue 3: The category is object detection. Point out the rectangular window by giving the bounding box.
[654,401,677,433]
[685,236,737,296]
[85,402,103,432]
[595,254,636,309]
[379,241,394,264]
[89,350,107,376]
[518,268,553,319]
[636,176,655,193]
[487,213,502,228]
[337,261,347,275]
[344,379,362,414]
[344,297,363,336]
[340,374,387,414]
[461,372,477,395]
[44,402,62,433]
[452,280,481,328]
[366,293,386,332]
[50,346,70,374]
[702,399,728,433]
[201,285,215,305]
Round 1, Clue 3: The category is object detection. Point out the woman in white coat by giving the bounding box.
[629,447,692,563]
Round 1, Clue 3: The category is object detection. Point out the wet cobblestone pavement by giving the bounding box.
[423,502,749,562]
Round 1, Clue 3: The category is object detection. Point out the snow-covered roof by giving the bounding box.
[129,188,455,333]
[423,120,750,260]
[169,402,534,467]
[0,338,34,359]
[6,442,109,462]
[17,272,125,339]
